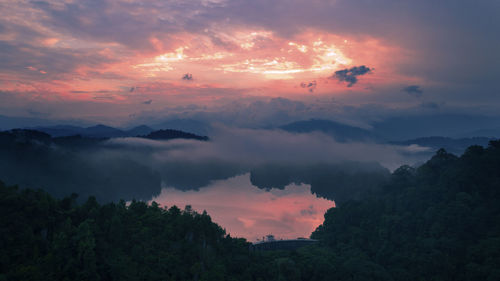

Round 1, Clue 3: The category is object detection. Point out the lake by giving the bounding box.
[151,173,335,242]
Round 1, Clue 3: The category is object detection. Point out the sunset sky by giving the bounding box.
[1,0,498,126]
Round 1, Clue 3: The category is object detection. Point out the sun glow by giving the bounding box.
[219,40,351,79]
[155,47,187,62]
[109,29,402,95]
[131,30,354,80]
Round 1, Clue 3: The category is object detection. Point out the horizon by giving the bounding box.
[1,0,499,246]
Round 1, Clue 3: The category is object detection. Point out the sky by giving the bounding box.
[1,0,499,126]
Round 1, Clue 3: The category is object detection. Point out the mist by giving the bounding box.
[0,126,430,204]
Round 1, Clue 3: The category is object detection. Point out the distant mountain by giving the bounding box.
[0,129,52,145]
[0,114,93,131]
[151,119,211,136]
[0,129,162,202]
[142,129,209,141]
[279,119,378,142]
[1,127,209,144]
[391,136,493,154]
[0,128,210,202]
[28,125,84,137]
[31,124,127,138]
[32,123,204,139]
[371,114,500,141]
[456,127,500,138]
[126,125,154,137]
[0,115,86,131]
[81,124,127,138]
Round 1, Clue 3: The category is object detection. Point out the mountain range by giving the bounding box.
[26,124,155,138]
[279,119,378,142]
[2,116,498,155]
[279,119,496,154]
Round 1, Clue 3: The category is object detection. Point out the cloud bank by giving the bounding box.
[403,85,423,97]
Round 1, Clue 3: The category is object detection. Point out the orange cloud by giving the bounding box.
[1,22,413,109]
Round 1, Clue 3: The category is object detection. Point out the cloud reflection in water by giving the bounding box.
[151,173,334,242]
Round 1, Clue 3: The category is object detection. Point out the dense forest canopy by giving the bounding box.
[1,140,500,280]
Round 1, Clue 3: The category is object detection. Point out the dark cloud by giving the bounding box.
[70,90,112,94]
[182,73,193,81]
[403,85,423,97]
[331,65,371,87]
[420,102,442,110]
[143,99,152,105]
[27,109,50,117]
[130,87,135,92]
[220,0,499,90]
[300,80,317,92]
[0,40,115,80]
[85,71,129,80]
[92,95,115,100]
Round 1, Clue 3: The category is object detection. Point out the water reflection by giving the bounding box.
[151,173,335,242]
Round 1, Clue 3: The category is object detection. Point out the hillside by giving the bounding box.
[1,141,500,280]
[0,184,251,280]
[391,136,493,155]
[142,129,209,141]
[312,141,500,280]
[0,129,209,202]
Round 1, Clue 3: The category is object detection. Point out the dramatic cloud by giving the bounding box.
[403,85,423,97]
[0,0,498,130]
[332,65,371,87]
[300,80,317,92]
[419,102,441,110]
[182,73,193,81]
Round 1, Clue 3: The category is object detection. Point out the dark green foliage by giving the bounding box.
[312,141,500,281]
[0,184,254,281]
[390,136,493,155]
[250,162,390,204]
[141,129,209,141]
[2,140,500,280]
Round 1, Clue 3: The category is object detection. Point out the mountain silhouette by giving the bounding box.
[280,119,378,142]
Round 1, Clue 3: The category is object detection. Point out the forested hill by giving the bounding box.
[312,140,500,281]
[0,186,252,280]
[141,129,209,141]
[1,141,500,280]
